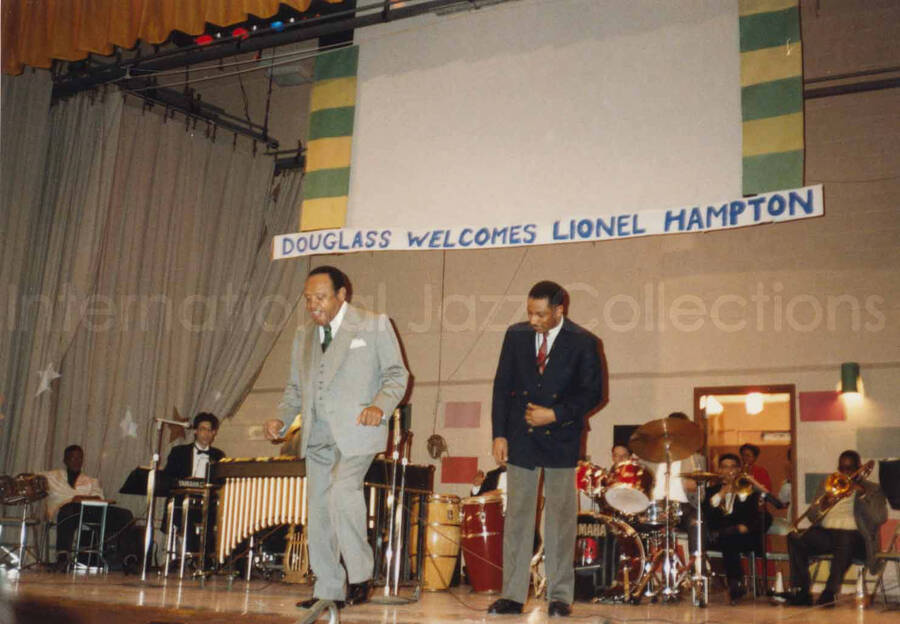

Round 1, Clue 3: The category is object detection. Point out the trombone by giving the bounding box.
[790,460,874,535]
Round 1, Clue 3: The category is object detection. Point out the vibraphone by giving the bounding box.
[211,457,307,571]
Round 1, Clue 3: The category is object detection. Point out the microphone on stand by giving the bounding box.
[760,490,788,509]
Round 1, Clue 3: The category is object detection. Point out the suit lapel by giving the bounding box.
[321,304,360,389]
[521,327,541,383]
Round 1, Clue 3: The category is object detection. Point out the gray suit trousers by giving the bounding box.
[306,417,376,600]
[502,463,577,604]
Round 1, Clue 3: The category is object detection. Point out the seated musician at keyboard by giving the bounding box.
[162,412,226,555]
[42,444,134,569]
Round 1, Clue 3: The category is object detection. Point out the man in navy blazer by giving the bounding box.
[487,281,604,618]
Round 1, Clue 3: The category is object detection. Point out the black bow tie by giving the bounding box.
[195,448,210,455]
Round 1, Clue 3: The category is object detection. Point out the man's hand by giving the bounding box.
[737,524,749,534]
[525,403,556,427]
[357,405,384,426]
[472,470,485,488]
[263,419,284,440]
[492,437,508,466]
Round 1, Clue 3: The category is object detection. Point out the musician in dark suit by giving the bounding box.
[487,281,604,618]
[783,450,887,607]
[472,466,507,496]
[703,453,765,604]
[162,413,226,480]
[162,412,225,553]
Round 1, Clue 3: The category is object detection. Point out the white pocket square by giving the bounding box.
[350,338,367,349]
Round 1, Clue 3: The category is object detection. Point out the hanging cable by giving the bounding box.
[263,52,275,142]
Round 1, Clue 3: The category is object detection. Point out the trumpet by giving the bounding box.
[733,471,755,498]
[790,460,874,534]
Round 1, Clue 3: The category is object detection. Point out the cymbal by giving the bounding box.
[629,417,703,463]
[677,471,722,482]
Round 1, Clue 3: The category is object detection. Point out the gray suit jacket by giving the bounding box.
[279,304,409,458]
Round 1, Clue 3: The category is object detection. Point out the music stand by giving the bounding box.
[140,417,191,581]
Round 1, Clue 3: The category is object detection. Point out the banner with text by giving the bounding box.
[273,185,823,260]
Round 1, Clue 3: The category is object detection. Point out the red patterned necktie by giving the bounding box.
[536,332,548,374]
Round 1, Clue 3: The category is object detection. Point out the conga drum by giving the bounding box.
[461,493,504,593]
[409,494,461,591]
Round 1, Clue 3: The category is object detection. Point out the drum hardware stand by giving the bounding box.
[657,443,682,601]
[372,411,415,605]
[686,478,709,607]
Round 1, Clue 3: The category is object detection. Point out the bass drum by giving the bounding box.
[573,512,645,603]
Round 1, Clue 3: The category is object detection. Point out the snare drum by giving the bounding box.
[637,500,683,526]
[604,460,653,515]
[461,493,504,593]
[409,494,462,591]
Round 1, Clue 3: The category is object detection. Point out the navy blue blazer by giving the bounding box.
[492,318,603,469]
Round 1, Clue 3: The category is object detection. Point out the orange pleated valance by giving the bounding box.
[1,0,327,75]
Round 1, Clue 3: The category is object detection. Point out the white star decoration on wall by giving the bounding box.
[36,362,61,397]
[120,408,138,438]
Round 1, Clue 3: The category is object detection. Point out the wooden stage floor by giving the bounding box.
[2,570,898,624]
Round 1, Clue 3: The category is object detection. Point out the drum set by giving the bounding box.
[379,416,719,605]
[574,417,720,606]
[0,473,49,569]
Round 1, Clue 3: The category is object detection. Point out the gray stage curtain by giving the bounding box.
[0,70,54,462]
[2,91,307,519]
[2,83,123,478]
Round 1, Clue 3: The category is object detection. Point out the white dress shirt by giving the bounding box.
[192,444,212,479]
[318,301,348,344]
[534,316,564,357]
[41,469,104,519]
[710,489,749,514]
[650,460,688,503]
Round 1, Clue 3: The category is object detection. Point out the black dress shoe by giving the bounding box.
[548,601,572,617]
[296,597,345,609]
[728,579,746,605]
[816,590,836,608]
[487,598,523,614]
[346,580,372,606]
[781,590,813,606]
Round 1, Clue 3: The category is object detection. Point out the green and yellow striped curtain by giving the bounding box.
[300,45,358,231]
[739,0,804,194]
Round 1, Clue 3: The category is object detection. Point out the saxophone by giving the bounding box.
[789,460,874,534]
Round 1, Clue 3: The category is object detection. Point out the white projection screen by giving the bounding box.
[348,0,742,230]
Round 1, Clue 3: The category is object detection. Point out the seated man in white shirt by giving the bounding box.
[643,413,702,553]
[43,445,133,567]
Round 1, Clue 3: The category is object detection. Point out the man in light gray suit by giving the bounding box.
[265,266,409,609]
